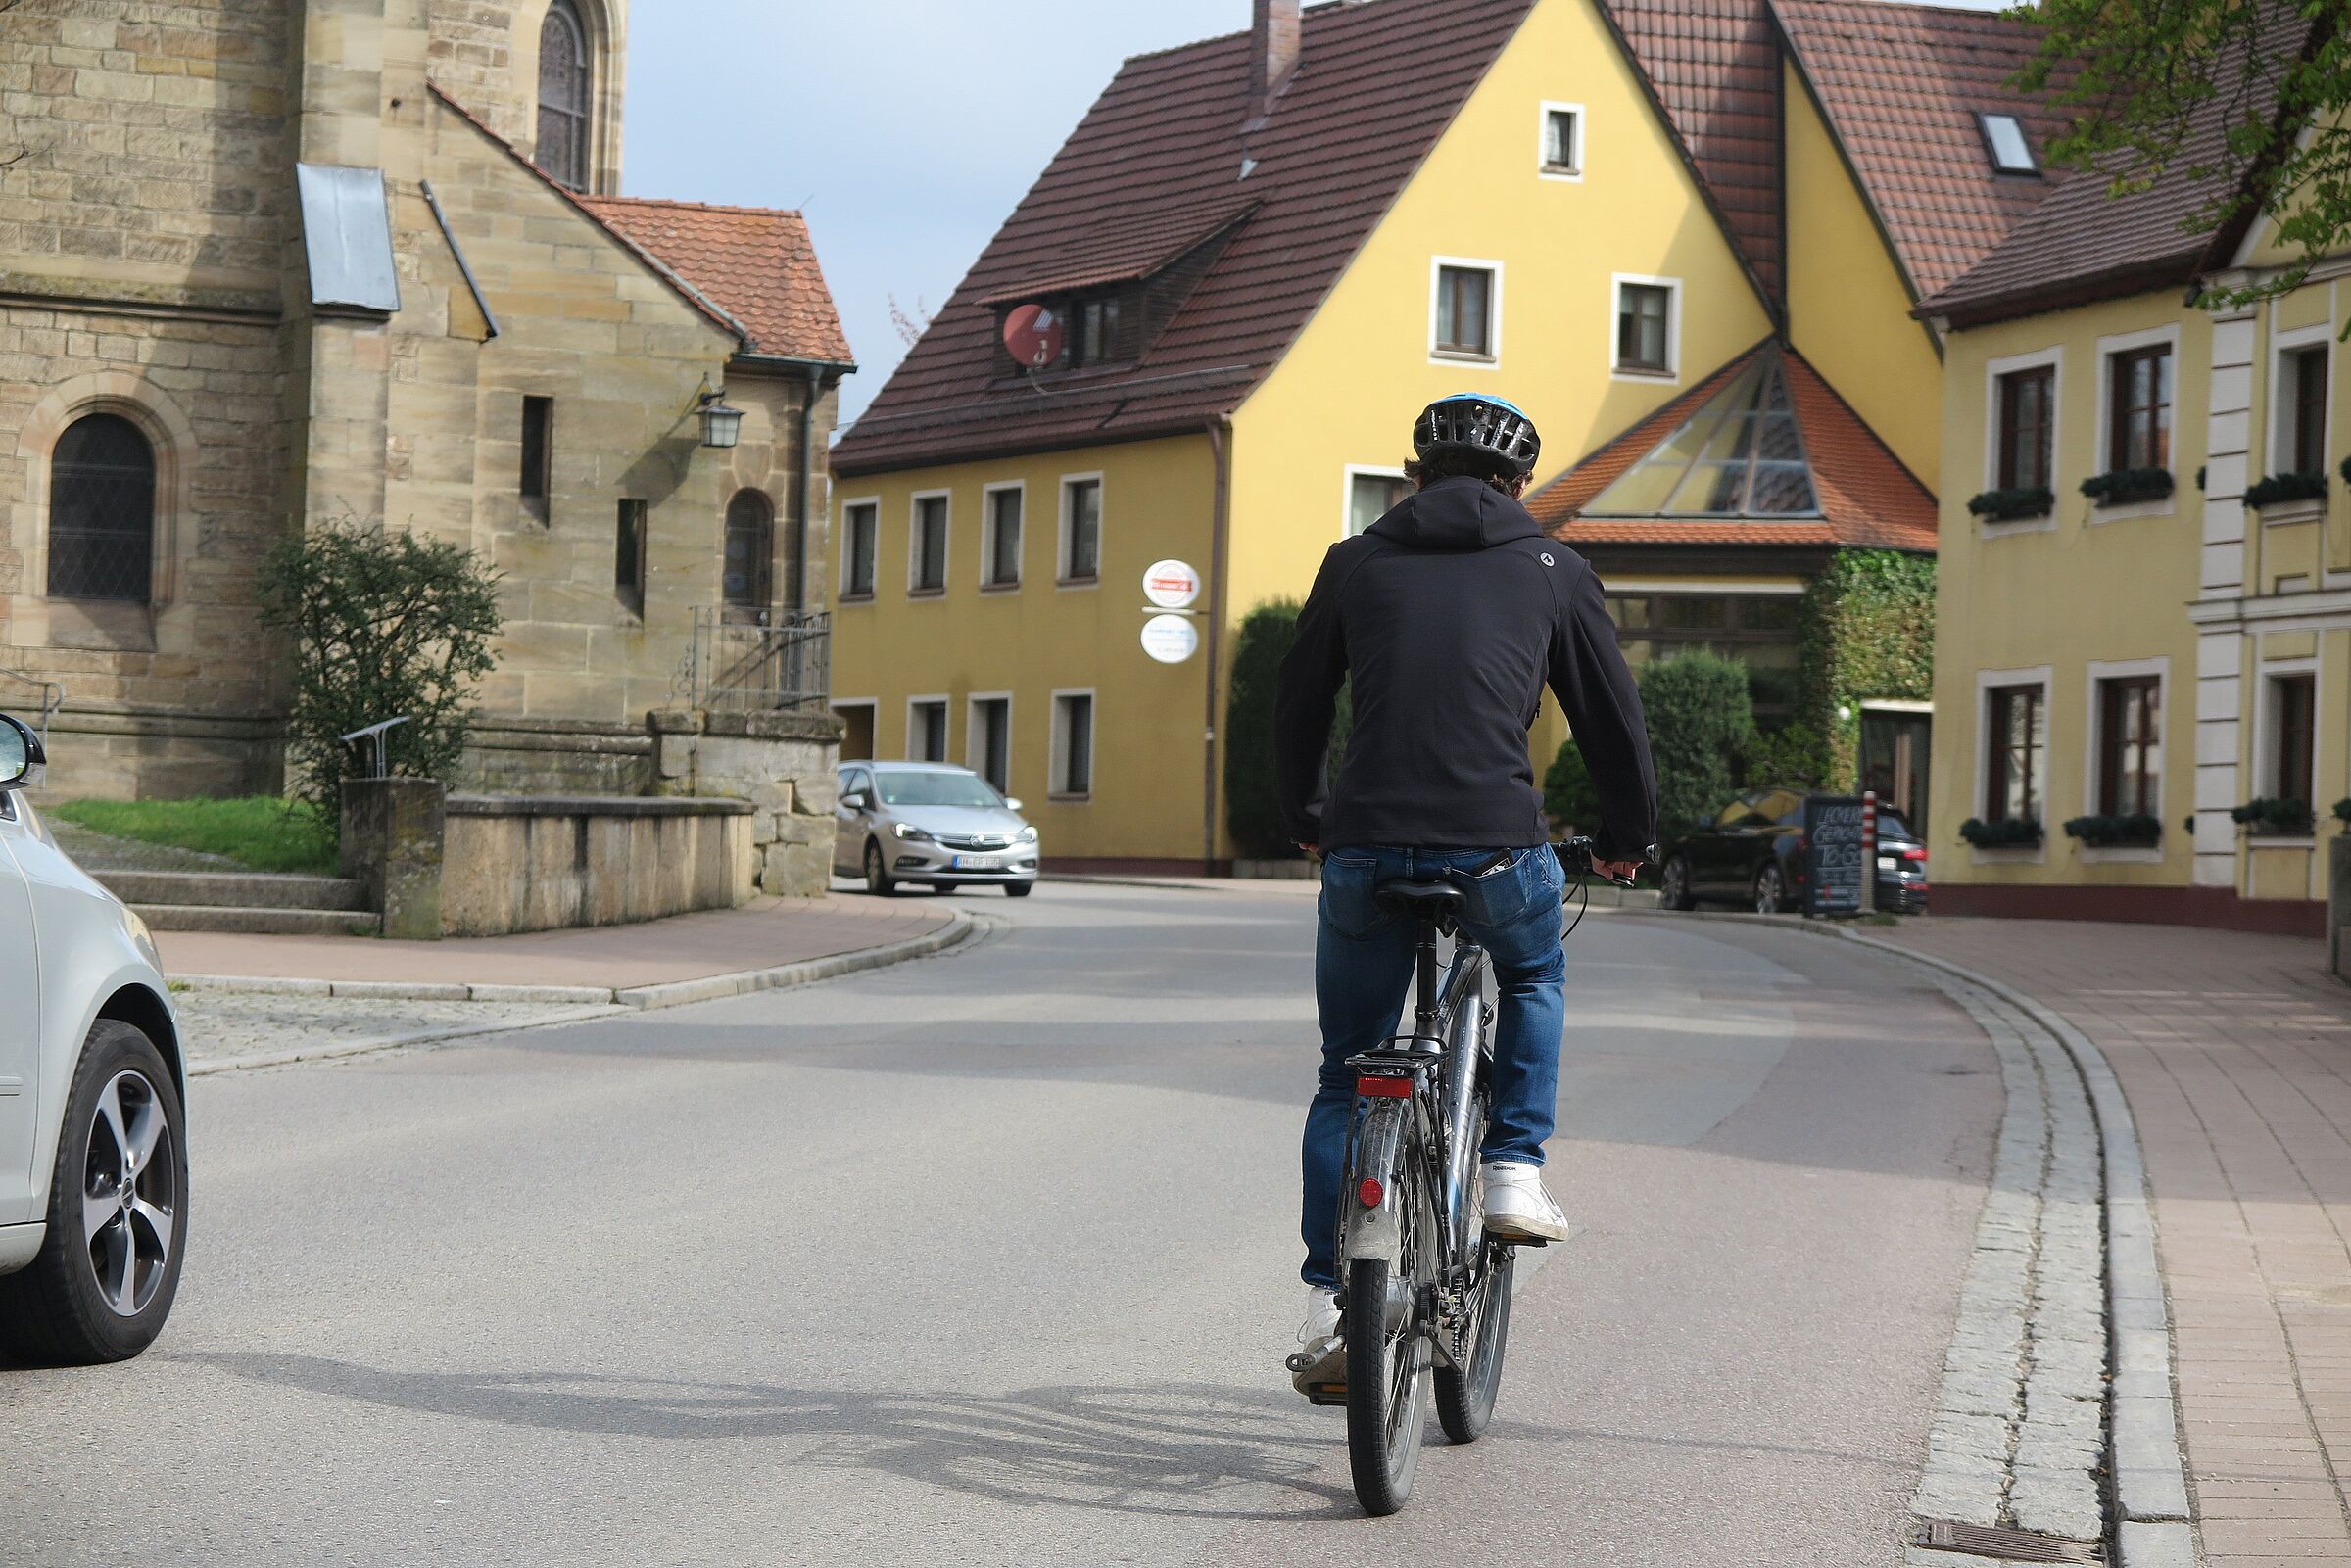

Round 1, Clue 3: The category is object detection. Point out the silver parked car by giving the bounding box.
[834,762,1039,896]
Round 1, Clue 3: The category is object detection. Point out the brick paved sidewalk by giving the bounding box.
[1878,917,2351,1565]
[154,892,958,990]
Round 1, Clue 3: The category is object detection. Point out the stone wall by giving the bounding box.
[440,791,751,937]
[649,707,840,895]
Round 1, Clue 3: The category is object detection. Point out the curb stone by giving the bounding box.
[181,912,984,1076]
[1603,907,2194,1568]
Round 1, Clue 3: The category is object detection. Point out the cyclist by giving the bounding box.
[1274,392,1656,1385]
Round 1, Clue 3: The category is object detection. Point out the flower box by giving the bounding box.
[2232,797,2315,836]
[2244,471,2328,510]
[2080,467,2175,507]
[1967,486,2055,523]
[1960,816,2042,849]
[2063,813,2162,848]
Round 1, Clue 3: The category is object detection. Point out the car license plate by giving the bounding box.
[1877,855,1898,871]
[952,854,1003,871]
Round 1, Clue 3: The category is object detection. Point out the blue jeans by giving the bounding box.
[1300,844,1568,1289]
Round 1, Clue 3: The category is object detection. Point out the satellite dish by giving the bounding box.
[1003,303,1065,370]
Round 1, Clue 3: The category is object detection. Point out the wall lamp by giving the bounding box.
[695,375,744,450]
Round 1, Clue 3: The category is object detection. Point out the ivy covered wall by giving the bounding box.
[1794,550,1937,788]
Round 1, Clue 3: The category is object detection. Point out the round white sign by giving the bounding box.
[1140,613,1200,664]
[1142,558,1202,610]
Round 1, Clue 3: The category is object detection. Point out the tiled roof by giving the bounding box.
[832,0,1537,478]
[1528,340,1938,552]
[1917,7,2310,326]
[1601,0,1786,298]
[972,201,1259,308]
[578,195,853,364]
[1774,0,2075,300]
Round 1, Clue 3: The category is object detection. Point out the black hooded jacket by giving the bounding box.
[1272,474,1657,859]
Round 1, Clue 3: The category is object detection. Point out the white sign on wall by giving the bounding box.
[1140,613,1201,664]
[1142,559,1202,610]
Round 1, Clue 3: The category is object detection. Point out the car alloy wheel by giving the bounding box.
[82,1069,177,1318]
[864,840,897,897]
[1754,864,1785,915]
[1660,856,1694,911]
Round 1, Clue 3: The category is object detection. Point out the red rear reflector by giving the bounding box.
[1358,1178,1385,1208]
[1356,1075,1412,1098]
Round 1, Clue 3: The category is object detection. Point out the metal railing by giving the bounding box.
[675,606,831,713]
[0,667,63,742]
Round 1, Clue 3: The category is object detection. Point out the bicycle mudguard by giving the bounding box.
[1341,1100,1411,1268]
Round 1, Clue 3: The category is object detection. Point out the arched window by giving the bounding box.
[535,0,591,191]
[48,412,155,603]
[723,489,774,612]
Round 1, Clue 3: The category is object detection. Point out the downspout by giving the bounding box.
[1203,417,1235,877]
[795,365,823,613]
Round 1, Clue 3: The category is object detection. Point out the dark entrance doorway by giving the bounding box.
[1858,705,1931,834]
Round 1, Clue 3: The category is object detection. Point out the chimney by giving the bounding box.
[1249,0,1301,123]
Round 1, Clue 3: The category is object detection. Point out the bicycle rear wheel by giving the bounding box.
[1345,1155,1429,1514]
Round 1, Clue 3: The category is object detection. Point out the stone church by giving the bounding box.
[0,0,854,845]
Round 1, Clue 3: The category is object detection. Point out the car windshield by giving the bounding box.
[875,770,1004,809]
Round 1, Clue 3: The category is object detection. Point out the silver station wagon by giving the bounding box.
[833,762,1040,897]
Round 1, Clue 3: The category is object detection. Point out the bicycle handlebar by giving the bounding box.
[1558,836,1639,890]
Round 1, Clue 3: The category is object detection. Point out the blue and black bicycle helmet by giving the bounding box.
[1413,393,1541,479]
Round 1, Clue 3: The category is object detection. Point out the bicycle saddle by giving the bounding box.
[1375,879,1467,912]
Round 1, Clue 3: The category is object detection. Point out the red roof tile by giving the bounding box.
[832,0,1537,478]
[1601,0,1787,298]
[578,195,853,364]
[1528,340,1937,553]
[1774,0,2075,300]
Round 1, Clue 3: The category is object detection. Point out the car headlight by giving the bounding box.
[893,822,934,842]
[123,908,161,967]
[1017,825,1038,843]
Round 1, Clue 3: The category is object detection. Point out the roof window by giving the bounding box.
[1978,113,2038,176]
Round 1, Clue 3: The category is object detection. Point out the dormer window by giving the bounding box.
[1978,113,2038,176]
[981,201,1259,381]
[1071,294,1123,369]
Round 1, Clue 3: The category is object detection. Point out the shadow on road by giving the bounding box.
[180,1354,1361,1521]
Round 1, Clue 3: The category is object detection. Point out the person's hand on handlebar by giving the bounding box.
[1592,858,1642,885]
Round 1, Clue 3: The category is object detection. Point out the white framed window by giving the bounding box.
[839,496,879,598]
[1429,257,1503,365]
[908,490,950,594]
[1051,689,1096,799]
[906,695,949,762]
[1973,665,2053,850]
[1343,465,1409,538]
[2269,321,2332,480]
[2082,657,2167,826]
[966,691,1012,793]
[1980,347,2063,536]
[2088,323,2180,518]
[831,698,878,763]
[1539,101,1584,180]
[2254,656,2319,812]
[981,480,1024,589]
[1610,273,1679,380]
[1059,473,1102,585]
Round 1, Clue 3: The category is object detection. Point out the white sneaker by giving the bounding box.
[1297,1285,1341,1347]
[1481,1161,1572,1243]
[1287,1286,1346,1401]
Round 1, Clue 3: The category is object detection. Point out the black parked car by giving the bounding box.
[1657,786,1929,915]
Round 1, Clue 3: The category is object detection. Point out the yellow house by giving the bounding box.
[1919,28,2339,933]
[832,0,2059,872]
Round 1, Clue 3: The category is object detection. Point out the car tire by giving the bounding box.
[0,1019,187,1365]
[863,840,898,897]
[1753,863,1788,915]
[1004,882,1033,898]
[1659,855,1697,911]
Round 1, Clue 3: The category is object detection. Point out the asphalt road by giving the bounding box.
[1,880,2002,1567]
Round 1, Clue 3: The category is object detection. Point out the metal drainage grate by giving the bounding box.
[1915,1521,2101,1563]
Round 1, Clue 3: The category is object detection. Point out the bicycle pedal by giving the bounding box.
[1301,1382,1348,1406]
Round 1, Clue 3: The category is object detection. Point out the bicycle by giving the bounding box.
[1288,836,1632,1516]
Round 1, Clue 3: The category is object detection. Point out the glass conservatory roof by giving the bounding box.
[1582,348,1820,518]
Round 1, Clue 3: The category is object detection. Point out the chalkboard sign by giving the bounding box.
[1804,794,1865,917]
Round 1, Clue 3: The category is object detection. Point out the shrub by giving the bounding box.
[257,519,504,830]
[1966,487,2055,522]
[1542,740,1599,832]
[2243,471,2328,509]
[2334,796,2351,825]
[2062,812,2162,848]
[1744,720,1831,789]
[1960,816,2042,849]
[1640,650,1756,836]
[2231,796,2315,835]
[2080,467,2175,505]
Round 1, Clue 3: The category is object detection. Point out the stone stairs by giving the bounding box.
[90,870,382,937]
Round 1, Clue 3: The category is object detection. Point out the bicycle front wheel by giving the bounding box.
[1345,1254,1428,1514]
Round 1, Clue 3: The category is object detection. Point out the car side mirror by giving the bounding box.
[1004,797,1024,813]
[0,714,43,792]
[841,790,869,812]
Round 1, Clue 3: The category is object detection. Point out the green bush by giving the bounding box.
[1744,719,1830,789]
[1640,651,1756,836]
[258,520,504,831]
[1542,740,1599,832]
[1223,600,1301,858]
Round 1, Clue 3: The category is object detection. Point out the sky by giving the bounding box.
[623,1,2010,430]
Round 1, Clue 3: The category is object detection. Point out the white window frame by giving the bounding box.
[838,495,881,599]
[907,488,951,595]
[1609,272,1680,382]
[830,697,879,763]
[980,479,1025,591]
[2089,322,2182,521]
[1342,463,1410,539]
[2268,320,2334,495]
[1050,687,1097,801]
[2252,651,2321,832]
[965,690,1013,792]
[1979,347,2064,538]
[1428,256,1504,367]
[1058,471,1104,587]
[1538,101,1584,182]
[905,694,950,762]
[2080,657,2169,861]
[1972,664,2053,863]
